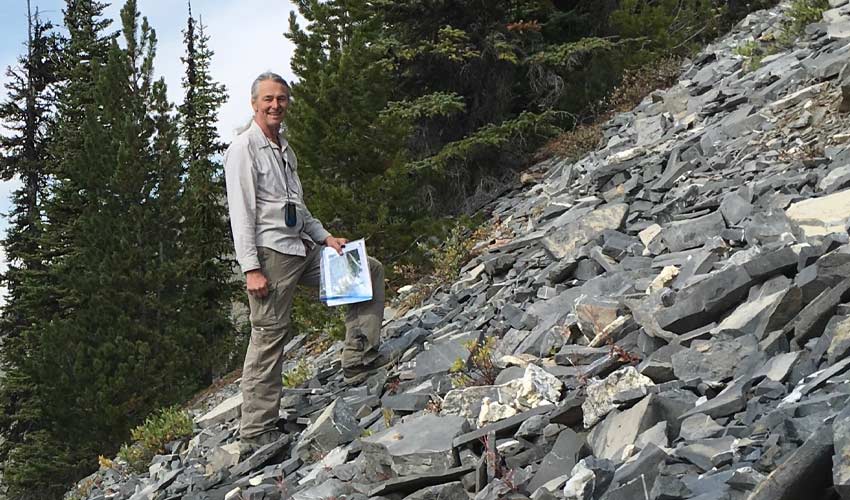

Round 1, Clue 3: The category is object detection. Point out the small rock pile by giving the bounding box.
[67,2,850,499]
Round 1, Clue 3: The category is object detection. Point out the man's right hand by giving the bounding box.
[246,270,269,298]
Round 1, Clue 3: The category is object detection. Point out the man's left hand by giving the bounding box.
[324,235,348,255]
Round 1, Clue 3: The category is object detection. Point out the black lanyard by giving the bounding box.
[265,135,295,202]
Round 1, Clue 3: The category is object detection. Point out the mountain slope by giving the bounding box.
[65,2,850,499]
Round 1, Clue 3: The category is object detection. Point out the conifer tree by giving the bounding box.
[286,0,422,265]
[0,3,59,497]
[178,6,236,378]
[1,0,203,495]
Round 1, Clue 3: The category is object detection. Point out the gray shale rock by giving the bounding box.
[360,414,468,476]
[540,203,629,261]
[65,5,850,500]
[583,366,655,428]
[834,404,850,498]
[293,398,360,462]
[402,481,468,500]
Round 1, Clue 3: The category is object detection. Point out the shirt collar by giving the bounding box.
[248,119,289,150]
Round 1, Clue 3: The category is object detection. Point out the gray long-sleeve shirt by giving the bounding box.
[224,120,331,273]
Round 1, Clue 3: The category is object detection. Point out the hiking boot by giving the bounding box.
[238,429,284,460]
[343,351,397,384]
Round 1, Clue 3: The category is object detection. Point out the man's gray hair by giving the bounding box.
[234,72,291,135]
[250,72,290,101]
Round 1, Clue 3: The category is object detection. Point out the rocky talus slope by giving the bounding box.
[67,2,850,499]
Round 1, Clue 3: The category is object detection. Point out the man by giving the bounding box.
[224,72,391,453]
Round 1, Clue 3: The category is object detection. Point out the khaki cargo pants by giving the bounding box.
[240,244,384,439]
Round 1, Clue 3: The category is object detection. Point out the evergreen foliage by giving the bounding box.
[284,0,774,284]
[0,1,236,496]
[178,8,238,381]
[117,406,193,473]
[0,4,64,499]
[286,0,438,270]
[0,0,783,496]
[15,1,198,492]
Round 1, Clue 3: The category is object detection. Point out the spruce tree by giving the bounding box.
[178,7,236,379]
[1,0,203,495]
[284,0,570,266]
[286,0,421,265]
[0,4,59,498]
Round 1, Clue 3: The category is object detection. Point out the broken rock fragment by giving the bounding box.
[540,203,629,261]
[443,364,563,426]
[360,414,468,477]
[293,398,360,462]
[583,366,655,428]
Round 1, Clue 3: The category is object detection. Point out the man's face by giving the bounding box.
[253,80,290,130]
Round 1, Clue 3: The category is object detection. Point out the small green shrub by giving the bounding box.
[395,217,483,313]
[450,337,499,388]
[733,40,759,57]
[734,40,768,71]
[117,406,192,473]
[609,0,727,63]
[783,0,829,38]
[282,359,313,388]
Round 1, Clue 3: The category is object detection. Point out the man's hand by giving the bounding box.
[246,269,269,298]
[324,235,348,255]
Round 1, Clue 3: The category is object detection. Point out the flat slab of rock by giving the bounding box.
[195,393,242,429]
[751,351,801,383]
[791,279,850,346]
[540,203,629,261]
[656,266,754,334]
[786,187,850,237]
[827,315,850,364]
[413,330,479,378]
[674,435,736,471]
[401,481,469,500]
[368,465,475,497]
[452,405,555,448]
[588,395,662,460]
[671,336,758,383]
[361,414,468,476]
[291,478,354,500]
[661,211,726,252]
[680,378,747,420]
[833,404,850,498]
[679,414,725,441]
[527,428,585,493]
[713,287,787,338]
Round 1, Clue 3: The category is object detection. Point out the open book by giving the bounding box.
[319,238,373,306]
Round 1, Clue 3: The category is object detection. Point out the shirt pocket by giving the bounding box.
[254,153,285,199]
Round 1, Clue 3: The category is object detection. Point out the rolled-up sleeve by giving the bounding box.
[224,143,261,273]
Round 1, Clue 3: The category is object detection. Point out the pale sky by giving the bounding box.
[0,0,301,223]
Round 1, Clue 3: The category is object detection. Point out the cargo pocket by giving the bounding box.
[248,284,279,329]
[249,248,278,329]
